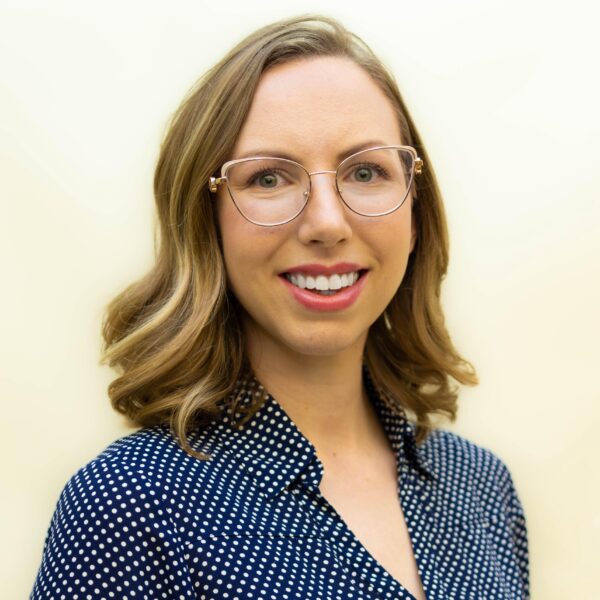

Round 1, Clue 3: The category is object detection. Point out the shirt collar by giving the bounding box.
[362,368,436,482]
[217,367,435,500]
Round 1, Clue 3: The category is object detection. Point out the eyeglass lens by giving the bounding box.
[225,147,415,225]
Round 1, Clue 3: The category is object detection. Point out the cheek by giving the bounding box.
[217,193,253,267]
[217,199,248,292]
[217,202,283,295]
[369,210,414,263]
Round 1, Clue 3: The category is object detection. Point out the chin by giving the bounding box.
[242,310,374,364]
[276,324,368,358]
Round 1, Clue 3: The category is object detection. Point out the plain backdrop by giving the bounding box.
[1,0,599,598]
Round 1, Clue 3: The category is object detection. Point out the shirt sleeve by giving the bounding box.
[30,460,196,599]
[496,458,530,599]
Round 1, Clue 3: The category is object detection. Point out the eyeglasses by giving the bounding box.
[208,145,423,227]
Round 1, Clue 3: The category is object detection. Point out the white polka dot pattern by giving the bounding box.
[31,371,529,599]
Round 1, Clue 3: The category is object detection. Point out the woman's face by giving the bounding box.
[217,56,416,359]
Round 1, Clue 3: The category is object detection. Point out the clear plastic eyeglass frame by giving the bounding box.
[208,144,424,227]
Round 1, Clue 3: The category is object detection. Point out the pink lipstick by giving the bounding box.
[278,263,368,312]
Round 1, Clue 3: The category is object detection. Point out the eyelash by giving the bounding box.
[348,162,391,180]
[245,168,287,187]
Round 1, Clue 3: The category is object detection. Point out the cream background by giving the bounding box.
[1,0,598,598]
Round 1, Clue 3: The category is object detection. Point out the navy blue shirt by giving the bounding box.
[31,374,529,599]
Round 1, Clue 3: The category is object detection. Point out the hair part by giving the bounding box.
[101,14,478,460]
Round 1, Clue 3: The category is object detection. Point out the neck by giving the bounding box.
[246,327,381,459]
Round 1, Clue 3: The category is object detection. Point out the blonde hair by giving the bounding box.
[101,14,478,459]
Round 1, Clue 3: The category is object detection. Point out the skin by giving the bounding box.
[216,56,416,457]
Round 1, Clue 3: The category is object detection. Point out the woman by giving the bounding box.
[31,15,529,600]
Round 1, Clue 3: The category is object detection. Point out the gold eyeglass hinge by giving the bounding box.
[208,176,226,193]
[415,158,424,175]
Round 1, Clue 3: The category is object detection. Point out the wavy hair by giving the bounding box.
[101,14,478,459]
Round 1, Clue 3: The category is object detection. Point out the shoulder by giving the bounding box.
[49,423,223,526]
[417,428,528,543]
[417,427,527,528]
[417,429,530,597]
[419,428,516,492]
[68,423,221,496]
[31,424,222,598]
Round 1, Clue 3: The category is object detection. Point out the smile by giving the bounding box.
[279,268,368,312]
[284,271,361,295]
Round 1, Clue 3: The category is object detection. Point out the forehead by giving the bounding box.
[231,56,403,162]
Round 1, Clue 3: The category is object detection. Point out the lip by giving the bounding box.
[279,269,369,312]
[280,262,365,276]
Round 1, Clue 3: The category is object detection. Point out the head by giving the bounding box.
[102,15,477,458]
[215,54,418,371]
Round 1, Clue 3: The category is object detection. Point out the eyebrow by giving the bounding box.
[234,140,391,163]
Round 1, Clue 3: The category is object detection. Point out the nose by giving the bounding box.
[296,172,352,247]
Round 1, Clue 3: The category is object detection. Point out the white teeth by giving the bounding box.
[329,274,342,290]
[315,275,328,291]
[286,271,361,292]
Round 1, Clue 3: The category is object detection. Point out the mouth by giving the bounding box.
[281,269,368,296]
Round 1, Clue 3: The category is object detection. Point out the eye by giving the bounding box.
[347,162,390,183]
[252,170,280,188]
[354,166,374,182]
[255,171,277,188]
[229,158,305,193]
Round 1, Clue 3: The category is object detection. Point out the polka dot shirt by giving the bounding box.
[31,372,529,599]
